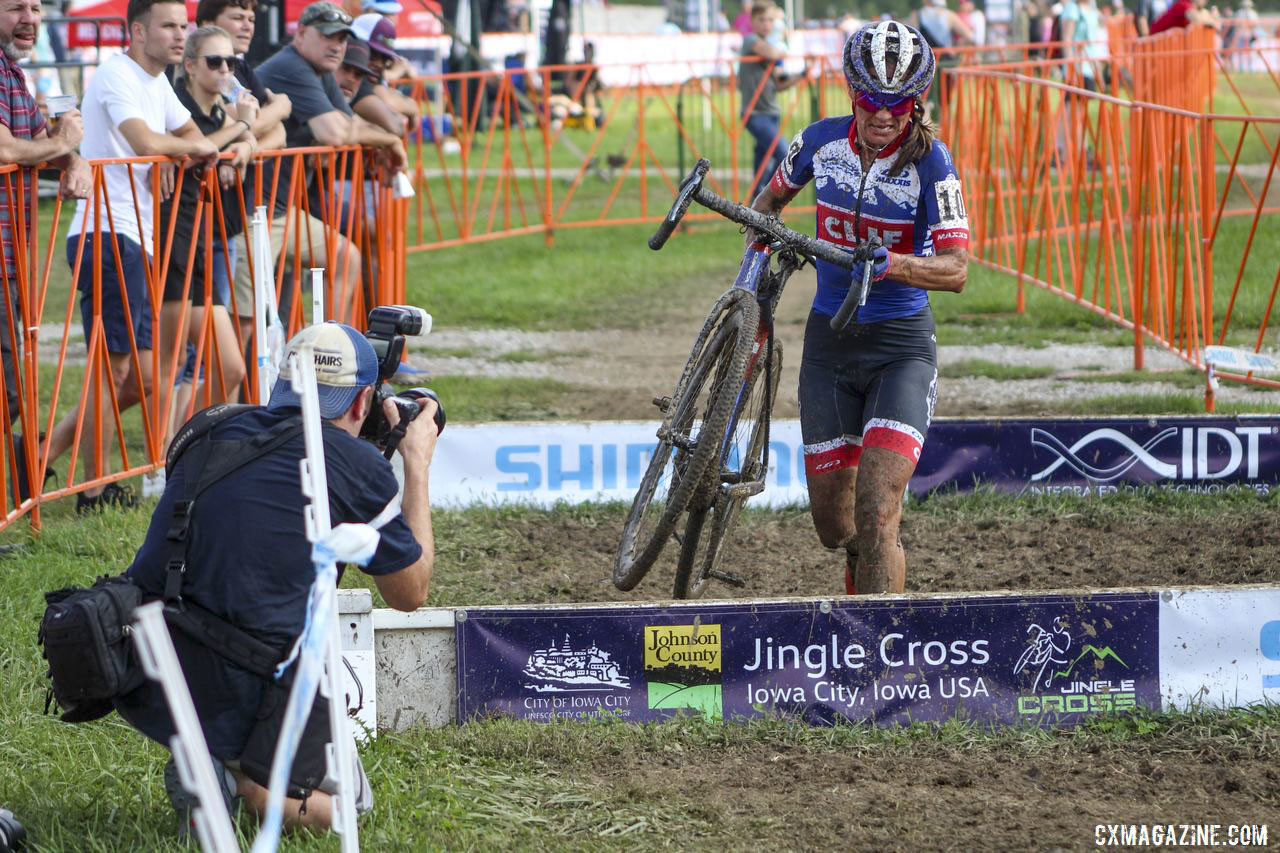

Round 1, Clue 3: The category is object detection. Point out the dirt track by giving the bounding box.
[440,503,1280,605]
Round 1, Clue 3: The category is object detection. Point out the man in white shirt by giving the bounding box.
[42,0,218,511]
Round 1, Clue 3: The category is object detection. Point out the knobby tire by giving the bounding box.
[613,290,760,591]
[671,337,782,599]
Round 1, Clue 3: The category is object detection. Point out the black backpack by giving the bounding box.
[38,405,302,723]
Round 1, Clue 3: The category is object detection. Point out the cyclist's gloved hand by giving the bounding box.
[851,245,891,283]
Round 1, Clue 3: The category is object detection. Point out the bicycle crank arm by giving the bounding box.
[721,480,765,500]
[708,569,747,587]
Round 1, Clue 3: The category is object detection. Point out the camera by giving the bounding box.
[359,305,447,458]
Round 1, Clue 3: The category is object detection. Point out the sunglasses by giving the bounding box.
[201,54,236,70]
[853,91,915,116]
[306,8,353,24]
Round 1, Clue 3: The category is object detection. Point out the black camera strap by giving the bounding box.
[161,408,305,680]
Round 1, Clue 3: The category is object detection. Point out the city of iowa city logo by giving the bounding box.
[644,624,723,719]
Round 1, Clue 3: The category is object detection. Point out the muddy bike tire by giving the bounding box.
[672,339,782,600]
[613,290,760,591]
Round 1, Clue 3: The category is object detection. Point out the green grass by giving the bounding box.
[1057,392,1280,416]
[406,222,741,330]
[5,494,1280,849]
[938,359,1055,380]
[420,376,600,421]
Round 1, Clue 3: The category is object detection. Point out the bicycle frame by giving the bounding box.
[718,242,804,484]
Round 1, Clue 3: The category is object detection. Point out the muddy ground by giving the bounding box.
[608,737,1280,850]
[428,503,1280,851]
[436,502,1280,605]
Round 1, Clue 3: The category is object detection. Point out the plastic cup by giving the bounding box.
[46,95,76,118]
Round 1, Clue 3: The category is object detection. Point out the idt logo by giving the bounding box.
[1261,621,1280,689]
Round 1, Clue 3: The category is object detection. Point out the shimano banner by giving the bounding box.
[428,417,1280,506]
[455,593,1161,726]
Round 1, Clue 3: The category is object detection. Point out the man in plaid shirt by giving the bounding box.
[0,0,90,499]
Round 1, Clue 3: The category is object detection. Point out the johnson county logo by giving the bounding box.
[644,624,723,719]
[1013,620,1136,716]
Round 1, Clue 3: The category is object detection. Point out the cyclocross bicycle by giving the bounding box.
[613,158,874,599]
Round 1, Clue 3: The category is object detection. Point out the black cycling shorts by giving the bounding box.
[798,305,938,476]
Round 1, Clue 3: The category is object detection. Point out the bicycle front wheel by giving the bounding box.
[613,289,760,591]
[672,338,782,599]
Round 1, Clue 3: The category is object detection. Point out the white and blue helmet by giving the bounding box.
[842,21,936,100]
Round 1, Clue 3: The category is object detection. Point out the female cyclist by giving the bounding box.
[748,21,968,595]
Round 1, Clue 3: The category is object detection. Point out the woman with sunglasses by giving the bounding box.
[158,26,258,445]
[748,20,968,597]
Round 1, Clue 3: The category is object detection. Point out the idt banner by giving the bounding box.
[455,593,1160,727]
[427,416,1280,507]
[914,416,1280,497]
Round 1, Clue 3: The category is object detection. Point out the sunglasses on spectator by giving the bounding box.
[308,8,353,24]
[202,55,236,70]
[853,91,915,116]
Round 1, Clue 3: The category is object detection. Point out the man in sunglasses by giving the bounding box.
[747,21,969,597]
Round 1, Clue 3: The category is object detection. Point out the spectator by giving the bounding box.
[0,0,90,500]
[738,1,805,201]
[157,25,254,441]
[335,36,400,134]
[41,0,217,512]
[351,13,417,114]
[112,322,439,838]
[1150,0,1219,33]
[956,0,987,45]
[574,41,604,123]
[242,1,405,328]
[733,0,753,36]
[194,0,291,152]
[194,0,292,346]
[1061,0,1108,88]
[360,0,401,27]
[333,37,394,237]
[915,0,974,48]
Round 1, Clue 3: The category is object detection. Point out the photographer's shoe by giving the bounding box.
[75,483,137,514]
[164,756,238,842]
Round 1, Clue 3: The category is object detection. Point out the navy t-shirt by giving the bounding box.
[256,44,353,216]
[114,407,420,758]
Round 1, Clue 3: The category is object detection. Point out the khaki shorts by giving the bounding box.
[231,211,360,320]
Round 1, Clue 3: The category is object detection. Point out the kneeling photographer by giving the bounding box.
[114,318,439,835]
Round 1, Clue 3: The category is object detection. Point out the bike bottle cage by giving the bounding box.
[160,408,306,678]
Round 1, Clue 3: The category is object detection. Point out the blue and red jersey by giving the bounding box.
[770,115,970,324]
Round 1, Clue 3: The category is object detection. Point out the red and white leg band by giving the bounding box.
[803,436,862,477]
[862,418,924,464]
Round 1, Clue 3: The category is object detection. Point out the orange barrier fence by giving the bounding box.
[7,29,1277,532]
[0,147,406,531]
[943,26,1280,410]
[399,42,1077,252]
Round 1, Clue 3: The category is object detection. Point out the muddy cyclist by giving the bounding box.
[747,21,968,595]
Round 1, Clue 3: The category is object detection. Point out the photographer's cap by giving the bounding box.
[268,322,379,418]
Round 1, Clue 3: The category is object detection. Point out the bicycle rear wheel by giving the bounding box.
[672,337,782,599]
[613,289,760,591]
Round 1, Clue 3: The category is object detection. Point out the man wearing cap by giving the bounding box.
[114,320,439,835]
[336,36,404,134]
[351,13,418,124]
[243,1,407,327]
